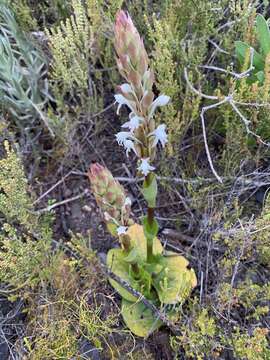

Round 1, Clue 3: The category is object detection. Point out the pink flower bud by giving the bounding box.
[88,163,133,233]
[114,10,149,79]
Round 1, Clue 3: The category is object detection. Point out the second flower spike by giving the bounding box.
[88,163,133,235]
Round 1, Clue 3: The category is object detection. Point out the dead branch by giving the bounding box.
[184,47,270,182]
[35,189,90,213]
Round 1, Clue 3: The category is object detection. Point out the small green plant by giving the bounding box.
[230,327,270,360]
[5,0,37,31]
[0,141,38,230]
[171,306,218,360]
[88,10,197,337]
[235,14,270,85]
[0,140,54,295]
[0,141,122,357]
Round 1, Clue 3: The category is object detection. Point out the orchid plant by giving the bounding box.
[88,11,197,337]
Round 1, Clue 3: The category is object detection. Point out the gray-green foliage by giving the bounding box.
[0,3,50,134]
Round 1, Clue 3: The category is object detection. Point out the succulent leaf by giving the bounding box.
[121,299,163,337]
[256,15,270,56]
[127,224,163,262]
[153,253,197,304]
[235,41,264,71]
[107,248,139,302]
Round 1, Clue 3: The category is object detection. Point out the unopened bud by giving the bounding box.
[88,163,133,235]
[114,10,149,82]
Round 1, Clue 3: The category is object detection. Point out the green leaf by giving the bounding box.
[142,216,159,240]
[235,41,264,71]
[141,174,157,207]
[106,248,139,302]
[127,224,163,263]
[153,253,197,304]
[124,246,140,263]
[106,222,117,236]
[121,299,162,337]
[106,224,164,301]
[256,14,270,56]
[256,70,265,84]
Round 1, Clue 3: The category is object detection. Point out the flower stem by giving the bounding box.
[122,234,140,276]
[146,173,155,262]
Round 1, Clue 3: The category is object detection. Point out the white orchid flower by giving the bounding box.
[115,131,133,145]
[149,124,168,147]
[121,113,143,132]
[137,158,155,177]
[114,94,135,114]
[124,139,137,157]
[117,226,128,236]
[115,132,137,157]
[148,94,170,118]
[124,197,132,206]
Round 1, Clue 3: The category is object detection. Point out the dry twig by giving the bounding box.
[184,47,270,183]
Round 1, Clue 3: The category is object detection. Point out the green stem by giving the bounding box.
[122,234,140,276]
[146,173,155,262]
[131,263,140,278]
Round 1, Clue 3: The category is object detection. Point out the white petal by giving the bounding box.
[117,226,128,236]
[114,94,126,105]
[121,121,131,129]
[124,139,137,157]
[120,83,133,93]
[137,158,155,176]
[149,94,170,118]
[149,124,168,147]
[114,94,135,114]
[121,114,143,132]
[155,95,170,106]
[129,117,140,130]
[115,131,133,145]
[124,197,132,206]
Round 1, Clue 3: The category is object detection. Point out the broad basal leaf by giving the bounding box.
[127,223,163,263]
[106,225,163,301]
[121,299,162,337]
[153,253,197,304]
[107,248,139,302]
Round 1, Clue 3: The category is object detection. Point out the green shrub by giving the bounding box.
[171,305,218,360]
[0,141,38,230]
[0,4,51,137]
[230,327,270,360]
